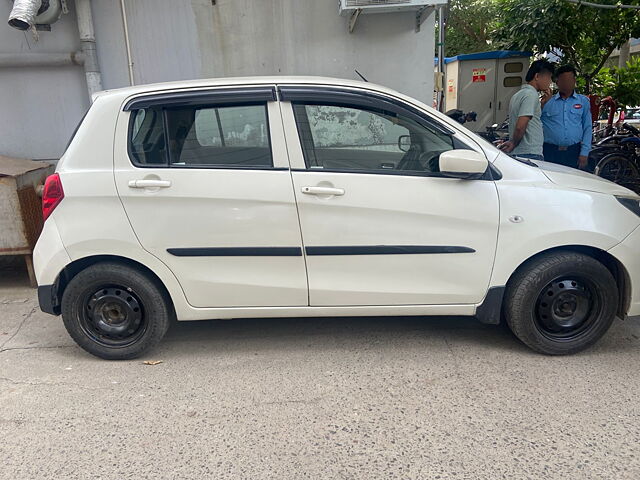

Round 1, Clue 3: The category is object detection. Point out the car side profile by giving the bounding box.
[34,76,640,359]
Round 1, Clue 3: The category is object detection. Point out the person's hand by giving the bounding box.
[541,88,552,107]
[499,140,516,153]
[578,155,588,169]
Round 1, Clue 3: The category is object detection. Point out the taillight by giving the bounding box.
[42,173,64,221]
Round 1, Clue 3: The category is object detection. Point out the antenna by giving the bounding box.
[354,69,368,82]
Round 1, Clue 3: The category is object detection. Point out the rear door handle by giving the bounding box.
[128,179,172,188]
[301,186,345,196]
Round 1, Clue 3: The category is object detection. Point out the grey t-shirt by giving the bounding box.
[508,84,544,156]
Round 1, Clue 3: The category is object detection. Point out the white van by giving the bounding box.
[34,77,640,359]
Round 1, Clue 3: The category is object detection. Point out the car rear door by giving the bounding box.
[113,86,308,308]
[279,85,500,307]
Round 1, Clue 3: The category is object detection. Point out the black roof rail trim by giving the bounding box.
[277,85,454,135]
[123,86,277,111]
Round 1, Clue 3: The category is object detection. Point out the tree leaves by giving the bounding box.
[482,0,639,91]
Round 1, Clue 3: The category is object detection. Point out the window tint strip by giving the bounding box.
[278,86,454,135]
[124,87,277,111]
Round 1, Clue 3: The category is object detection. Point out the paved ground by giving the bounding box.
[1,262,640,480]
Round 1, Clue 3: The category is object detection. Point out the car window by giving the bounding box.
[167,104,272,167]
[129,107,167,166]
[293,103,454,174]
[128,104,273,168]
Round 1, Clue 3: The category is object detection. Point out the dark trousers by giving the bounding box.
[543,143,581,168]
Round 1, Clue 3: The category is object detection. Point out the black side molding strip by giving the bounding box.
[167,245,475,257]
[124,86,277,111]
[305,246,475,256]
[167,247,302,257]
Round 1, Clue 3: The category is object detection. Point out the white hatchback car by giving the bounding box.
[34,76,640,359]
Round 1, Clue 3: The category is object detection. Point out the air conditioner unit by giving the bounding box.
[339,0,447,16]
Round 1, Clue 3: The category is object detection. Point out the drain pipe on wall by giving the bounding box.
[75,0,102,99]
[119,0,135,85]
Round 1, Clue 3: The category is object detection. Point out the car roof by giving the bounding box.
[92,76,399,102]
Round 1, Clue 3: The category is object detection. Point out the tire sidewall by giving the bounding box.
[506,254,618,355]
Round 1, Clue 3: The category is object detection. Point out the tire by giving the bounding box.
[61,262,172,360]
[504,252,618,355]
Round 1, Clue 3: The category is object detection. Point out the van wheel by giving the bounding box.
[504,252,618,355]
[61,262,171,360]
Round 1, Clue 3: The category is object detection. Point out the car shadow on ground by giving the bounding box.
[160,314,531,356]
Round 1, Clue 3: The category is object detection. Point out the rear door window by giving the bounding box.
[128,103,273,168]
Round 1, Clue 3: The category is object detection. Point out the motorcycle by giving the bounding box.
[594,122,640,194]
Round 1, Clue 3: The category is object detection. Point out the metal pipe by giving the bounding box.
[0,52,84,67]
[437,4,446,112]
[75,0,103,98]
[119,0,135,85]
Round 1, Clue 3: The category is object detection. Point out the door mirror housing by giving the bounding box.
[439,150,489,179]
[398,135,411,152]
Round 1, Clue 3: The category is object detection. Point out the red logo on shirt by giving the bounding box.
[574,104,582,109]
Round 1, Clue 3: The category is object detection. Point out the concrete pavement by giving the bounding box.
[1,264,640,479]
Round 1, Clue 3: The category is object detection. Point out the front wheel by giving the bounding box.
[61,262,172,360]
[504,252,618,355]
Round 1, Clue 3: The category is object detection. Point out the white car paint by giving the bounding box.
[33,76,640,324]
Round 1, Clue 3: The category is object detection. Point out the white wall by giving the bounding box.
[0,1,89,160]
[0,0,436,160]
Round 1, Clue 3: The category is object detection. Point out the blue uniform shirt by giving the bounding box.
[541,92,592,157]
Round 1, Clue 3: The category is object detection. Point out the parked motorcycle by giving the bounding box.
[445,109,477,125]
[479,118,509,144]
[593,122,640,194]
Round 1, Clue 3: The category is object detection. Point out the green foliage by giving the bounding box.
[590,57,640,108]
[492,0,640,91]
[437,0,499,57]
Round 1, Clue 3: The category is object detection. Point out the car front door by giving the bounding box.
[113,87,308,308]
[279,86,500,306]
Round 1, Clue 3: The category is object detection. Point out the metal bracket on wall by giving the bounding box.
[348,8,362,34]
[415,6,433,33]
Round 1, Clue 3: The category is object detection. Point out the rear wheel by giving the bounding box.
[504,252,618,355]
[61,262,171,360]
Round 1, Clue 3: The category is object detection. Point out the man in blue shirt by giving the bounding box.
[541,65,592,169]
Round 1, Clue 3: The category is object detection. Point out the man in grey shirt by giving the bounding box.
[499,59,555,161]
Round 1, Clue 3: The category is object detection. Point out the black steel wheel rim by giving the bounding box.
[534,276,602,341]
[79,285,147,348]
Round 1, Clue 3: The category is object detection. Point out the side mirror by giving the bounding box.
[398,135,411,152]
[439,150,489,179]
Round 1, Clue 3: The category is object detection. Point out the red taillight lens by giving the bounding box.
[42,173,64,221]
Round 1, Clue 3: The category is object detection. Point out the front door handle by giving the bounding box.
[128,179,172,189]
[301,186,345,196]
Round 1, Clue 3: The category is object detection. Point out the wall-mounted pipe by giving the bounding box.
[119,0,135,85]
[0,52,84,67]
[75,0,102,98]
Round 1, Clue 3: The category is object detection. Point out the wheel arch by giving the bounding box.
[49,255,176,316]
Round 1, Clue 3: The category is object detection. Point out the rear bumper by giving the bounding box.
[38,285,60,315]
[609,225,640,317]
